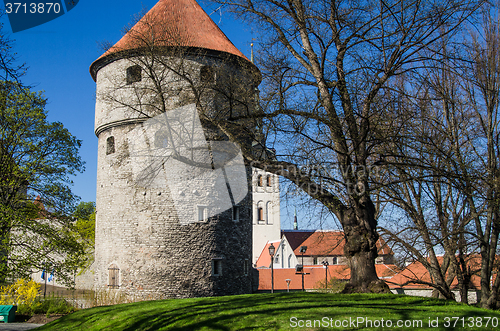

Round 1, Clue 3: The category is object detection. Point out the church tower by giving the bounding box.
[90,0,261,299]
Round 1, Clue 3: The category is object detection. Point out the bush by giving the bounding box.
[314,277,347,293]
[27,297,76,316]
[0,279,40,306]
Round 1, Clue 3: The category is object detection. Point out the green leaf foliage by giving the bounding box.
[0,80,86,285]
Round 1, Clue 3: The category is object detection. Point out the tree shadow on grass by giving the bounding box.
[35,292,500,331]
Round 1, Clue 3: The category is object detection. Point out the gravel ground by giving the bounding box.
[0,324,43,331]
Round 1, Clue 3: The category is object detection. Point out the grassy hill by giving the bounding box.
[35,292,500,330]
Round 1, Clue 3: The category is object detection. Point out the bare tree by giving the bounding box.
[459,8,500,308]
[208,0,482,292]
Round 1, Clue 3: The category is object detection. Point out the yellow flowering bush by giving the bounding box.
[0,279,40,306]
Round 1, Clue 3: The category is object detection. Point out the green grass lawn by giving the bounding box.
[35,292,500,330]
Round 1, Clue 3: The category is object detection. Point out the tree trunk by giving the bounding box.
[340,198,390,293]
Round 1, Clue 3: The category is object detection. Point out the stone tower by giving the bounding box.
[90,0,261,299]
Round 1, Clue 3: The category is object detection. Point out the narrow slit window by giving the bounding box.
[244,259,249,276]
[232,206,240,222]
[106,136,115,155]
[266,175,272,187]
[126,65,142,84]
[212,259,222,276]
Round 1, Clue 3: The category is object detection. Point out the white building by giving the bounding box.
[252,168,281,264]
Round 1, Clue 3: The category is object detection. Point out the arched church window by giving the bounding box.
[126,65,142,84]
[257,175,263,187]
[106,136,115,155]
[266,201,273,224]
[257,201,264,223]
[266,175,272,187]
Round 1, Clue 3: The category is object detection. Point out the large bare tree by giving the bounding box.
[208,0,482,292]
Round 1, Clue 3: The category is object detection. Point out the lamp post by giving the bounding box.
[322,261,329,290]
[299,246,307,291]
[269,243,276,293]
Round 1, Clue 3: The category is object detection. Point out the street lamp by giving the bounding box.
[322,261,329,290]
[299,246,307,291]
[285,279,291,292]
[269,243,276,293]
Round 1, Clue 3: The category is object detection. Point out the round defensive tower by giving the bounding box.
[90,0,261,300]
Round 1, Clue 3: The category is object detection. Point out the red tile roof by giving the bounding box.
[256,241,281,268]
[93,0,248,66]
[281,230,393,256]
[388,255,497,290]
[258,264,399,290]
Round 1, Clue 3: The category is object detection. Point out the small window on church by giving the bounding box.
[266,175,272,186]
[108,264,120,288]
[212,259,222,276]
[257,175,263,187]
[257,207,264,221]
[266,201,273,225]
[200,65,214,83]
[126,65,142,84]
[106,136,115,155]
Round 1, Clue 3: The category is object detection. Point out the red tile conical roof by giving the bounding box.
[91,0,251,80]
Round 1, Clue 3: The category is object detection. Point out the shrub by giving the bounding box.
[314,277,347,293]
[0,279,40,306]
[30,297,76,316]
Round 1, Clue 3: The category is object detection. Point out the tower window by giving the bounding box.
[266,175,272,186]
[232,206,240,222]
[126,65,142,84]
[200,65,214,83]
[106,136,115,155]
[108,264,120,288]
[154,130,169,148]
[266,201,273,225]
[257,207,264,222]
[212,259,222,276]
[197,205,208,222]
[257,175,263,187]
[244,259,249,276]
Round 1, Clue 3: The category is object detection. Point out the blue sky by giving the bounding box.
[2,1,336,230]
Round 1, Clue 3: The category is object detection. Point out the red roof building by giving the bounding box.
[257,264,399,291]
[255,230,399,291]
[255,230,395,268]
